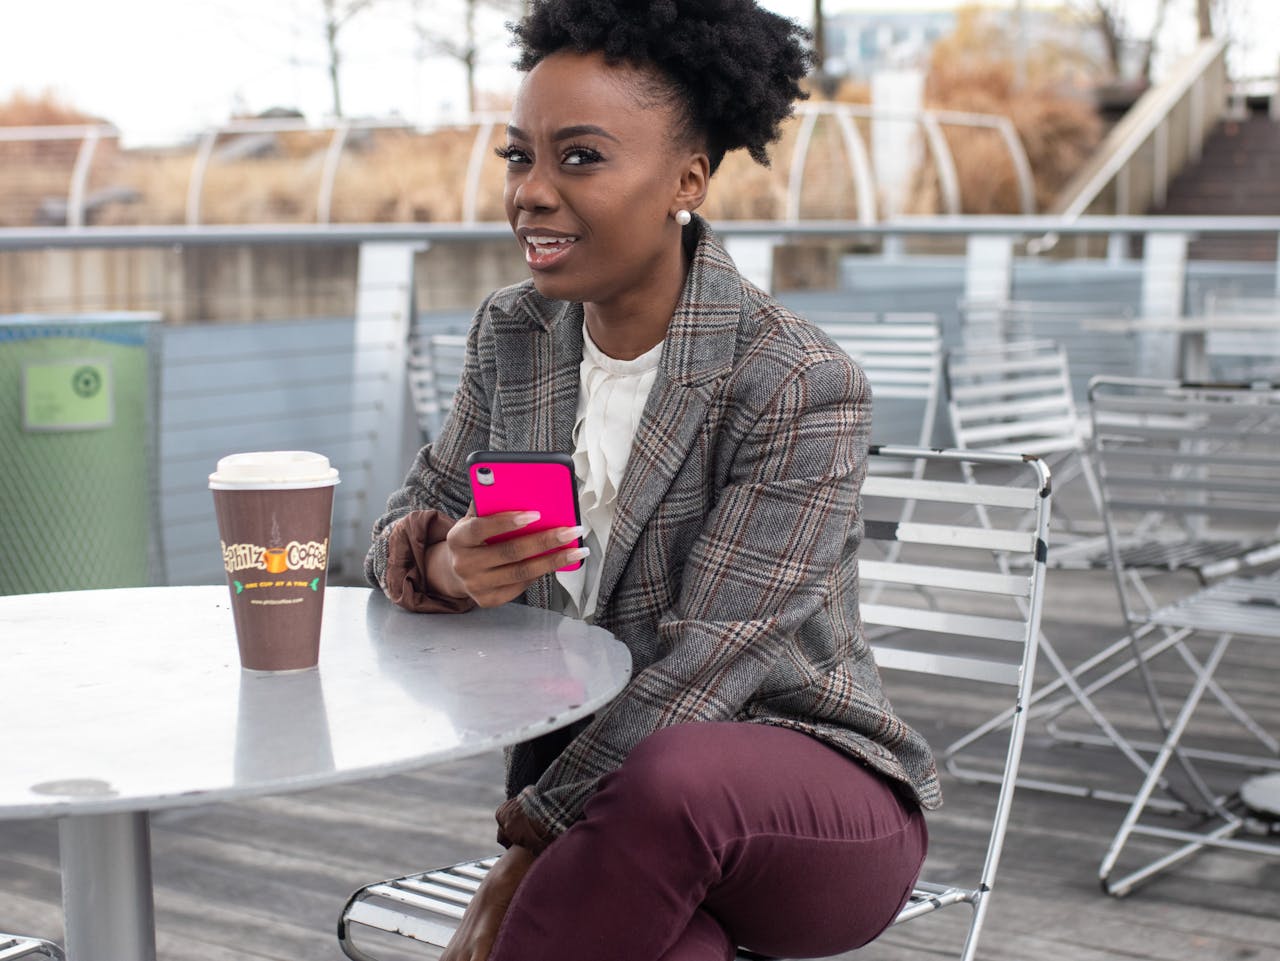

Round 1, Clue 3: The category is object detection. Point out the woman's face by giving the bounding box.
[501,50,707,310]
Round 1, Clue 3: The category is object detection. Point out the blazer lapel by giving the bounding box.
[595,226,745,609]
[504,290,583,609]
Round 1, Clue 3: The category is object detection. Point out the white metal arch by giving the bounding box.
[784,102,1036,223]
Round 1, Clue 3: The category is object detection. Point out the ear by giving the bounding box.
[674,150,710,215]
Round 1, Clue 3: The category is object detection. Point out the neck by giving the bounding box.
[583,230,691,360]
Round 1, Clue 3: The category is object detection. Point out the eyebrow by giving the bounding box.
[506,124,621,144]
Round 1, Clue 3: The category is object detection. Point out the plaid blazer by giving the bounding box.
[367,218,941,840]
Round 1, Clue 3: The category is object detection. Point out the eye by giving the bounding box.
[495,144,531,165]
[562,144,604,166]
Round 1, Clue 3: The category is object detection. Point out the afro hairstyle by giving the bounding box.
[510,0,813,174]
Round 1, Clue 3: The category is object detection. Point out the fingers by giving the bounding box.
[451,509,545,548]
[446,513,588,607]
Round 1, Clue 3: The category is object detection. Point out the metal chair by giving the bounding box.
[941,340,1158,804]
[1200,294,1280,384]
[1087,378,1280,896]
[0,935,63,960]
[945,351,1280,812]
[814,313,945,606]
[811,312,944,469]
[337,445,1053,961]
[406,332,468,442]
[944,338,1102,544]
[957,298,1142,402]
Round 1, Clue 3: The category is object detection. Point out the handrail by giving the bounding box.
[6,107,1032,231]
[786,102,1035,222]
[3,214,1279,252]
[1054,38,1228,221]
[178,114,510,226]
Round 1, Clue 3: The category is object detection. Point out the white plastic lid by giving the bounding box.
[208,451,340,490]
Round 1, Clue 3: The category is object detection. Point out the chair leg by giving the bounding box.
[1099,633,1235,896]
[1039,610,1279,760]
[944,625,1193,811]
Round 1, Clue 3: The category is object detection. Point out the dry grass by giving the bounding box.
[909,5,1102,214]
[0,91,126,225]
[911,57,1101,214]
[0,38,1100,226]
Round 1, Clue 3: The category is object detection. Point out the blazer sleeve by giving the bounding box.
[504,349,871,843]
[364,297,495,606]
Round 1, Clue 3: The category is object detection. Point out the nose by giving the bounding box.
[511,164,557,213]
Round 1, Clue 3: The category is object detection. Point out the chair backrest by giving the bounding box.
[406,332,468,441]
[861,445,1052,961]
[945,339,1084,459]
[959,298,1141,402]
[1088,378,1280,621]
[1200,295,1280,383]
[810,312,944,458]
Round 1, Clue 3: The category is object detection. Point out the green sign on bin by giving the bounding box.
[1,313,159,594]
[22,358,114,431]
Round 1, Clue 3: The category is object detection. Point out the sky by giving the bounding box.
[1,0,1273,147]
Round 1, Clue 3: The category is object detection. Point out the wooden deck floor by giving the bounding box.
[4,565,1279,960]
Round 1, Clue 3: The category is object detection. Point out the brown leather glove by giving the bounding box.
[495,795,554,856]
[384,510,477,614]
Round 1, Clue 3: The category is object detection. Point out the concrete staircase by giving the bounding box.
[1154,102,1280,261]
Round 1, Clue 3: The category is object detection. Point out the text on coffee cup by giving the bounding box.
[221,539,329,574]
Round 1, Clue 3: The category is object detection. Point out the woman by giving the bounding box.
[365,1,939,958]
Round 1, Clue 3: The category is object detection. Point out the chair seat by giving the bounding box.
[1040,534,1275,576]
[1146,576,1280,639]
[338,858,973,961]
[1111,537,1274,576]
[0,935,63,961]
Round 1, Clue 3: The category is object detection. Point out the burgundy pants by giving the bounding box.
[489,722,928,961]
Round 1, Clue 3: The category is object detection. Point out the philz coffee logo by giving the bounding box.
[222,539,329,575]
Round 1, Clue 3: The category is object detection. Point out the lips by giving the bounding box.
[519,229,578,270]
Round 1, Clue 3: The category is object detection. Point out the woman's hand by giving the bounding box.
[440,845,538,961]
[435,511,587,608]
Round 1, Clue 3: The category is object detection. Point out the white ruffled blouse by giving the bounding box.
[553,323,664,621]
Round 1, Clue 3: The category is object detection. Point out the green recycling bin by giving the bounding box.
[0,312,161,594]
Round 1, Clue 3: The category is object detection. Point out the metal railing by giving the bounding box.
[6,214,1280,248]
[181,114,510,226]
[1052,38,1228,223]
[0,124,120,229]
[4,215,1277,584]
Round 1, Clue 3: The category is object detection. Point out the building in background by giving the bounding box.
[825,8,956,76]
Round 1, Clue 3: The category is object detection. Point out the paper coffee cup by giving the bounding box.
[210,451,340,672]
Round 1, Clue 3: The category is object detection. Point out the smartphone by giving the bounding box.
[466,451,584,572]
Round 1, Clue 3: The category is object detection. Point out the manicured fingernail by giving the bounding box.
[512,511,541,527]
[566,547,590,561]
[557,525,587,543]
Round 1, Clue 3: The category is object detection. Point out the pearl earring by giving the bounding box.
[675,209,692,226]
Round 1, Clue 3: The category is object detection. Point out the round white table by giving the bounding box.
[1082,313,1280,381]
[1,586,631,961]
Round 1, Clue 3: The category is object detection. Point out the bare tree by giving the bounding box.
[1197,0,1214,38]
[413,0,521,114]
[811,0,826,71]
[322,0,376,118]
[1070,0,1173,84]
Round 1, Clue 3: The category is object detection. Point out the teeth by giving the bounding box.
[527,236,576,246]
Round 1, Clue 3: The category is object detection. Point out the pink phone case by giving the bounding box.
[467,452,584,572]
